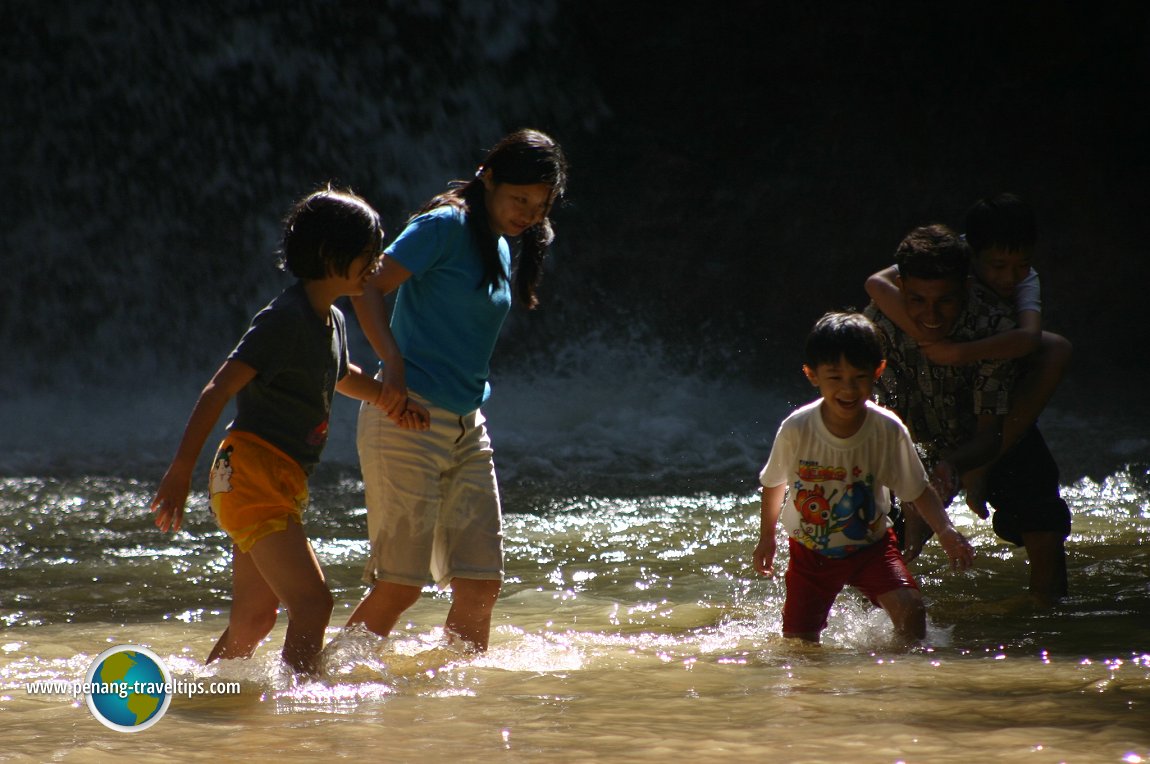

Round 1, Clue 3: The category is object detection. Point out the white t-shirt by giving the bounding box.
[760,400,929,558]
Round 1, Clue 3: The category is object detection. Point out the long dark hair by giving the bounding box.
[415,128,568,309]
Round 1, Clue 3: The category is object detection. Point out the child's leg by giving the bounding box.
[1001,331,1072,454]
[207,544,281,664]
[876,588,927,643]
[966,332,1071,518]
[781,540,838,643]
[345,581,423,637]
[244,522,334,674]
[1020,530,1068,606]
[445,577,502,651]
[986,426,1072,605]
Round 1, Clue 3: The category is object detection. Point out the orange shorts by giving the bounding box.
[209,431,308,553]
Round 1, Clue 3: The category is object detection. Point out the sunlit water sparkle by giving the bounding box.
[1,470,1148,762]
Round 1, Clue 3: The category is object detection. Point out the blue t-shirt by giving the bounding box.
[386,205,512,415]
[228,281,349,473]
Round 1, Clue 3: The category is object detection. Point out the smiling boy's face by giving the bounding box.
[804,356,885,436]
[896,275,968,342]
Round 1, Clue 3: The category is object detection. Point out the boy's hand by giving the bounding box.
[151,468,191,533]
[752,535,778,577]
[393,397,431,431]
[937,525,975,572]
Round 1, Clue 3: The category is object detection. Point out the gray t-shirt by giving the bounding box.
[228,281,349,474]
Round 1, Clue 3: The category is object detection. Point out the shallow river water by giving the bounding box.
[1,466,1147,762]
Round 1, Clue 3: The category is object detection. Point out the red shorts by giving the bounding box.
[782,529,918,636]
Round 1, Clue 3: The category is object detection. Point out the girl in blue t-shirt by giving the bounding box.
[347,129,568,651]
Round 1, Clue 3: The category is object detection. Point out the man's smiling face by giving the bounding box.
[897,275,967,343]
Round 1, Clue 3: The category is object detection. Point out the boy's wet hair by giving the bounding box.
[804,311,886,371]
[280,186,383,280]
[895,223,970,282]
[964,192,1036,255]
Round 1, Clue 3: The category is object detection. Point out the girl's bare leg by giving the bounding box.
[213,523,333,674]
[444,577,502,651]
[345,580,423,637]
[207,544,280,664]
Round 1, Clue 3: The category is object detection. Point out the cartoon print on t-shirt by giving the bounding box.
[792,463,880,552]
[832,480,876,540]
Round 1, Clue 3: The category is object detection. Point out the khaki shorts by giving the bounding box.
[356,393,503,589]
[209,431,308,553]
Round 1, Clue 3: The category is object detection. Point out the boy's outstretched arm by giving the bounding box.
[151,360,257,533]
[753,484,787,576]
[905,483,975,572]
[336,363,429,430]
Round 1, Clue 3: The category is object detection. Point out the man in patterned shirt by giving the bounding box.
[865,224,1069,605]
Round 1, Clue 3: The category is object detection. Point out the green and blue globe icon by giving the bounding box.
[85,645,172,732]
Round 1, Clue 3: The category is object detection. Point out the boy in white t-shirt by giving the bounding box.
[754,312,974,644]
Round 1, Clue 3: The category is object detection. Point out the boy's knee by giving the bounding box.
[1041,332,1073,365]
[233,605,279,640]
[879,587,924,619]
[897,589,926,616]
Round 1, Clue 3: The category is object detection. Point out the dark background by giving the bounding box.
[2,0,1147,408]
[559,2,1148,379]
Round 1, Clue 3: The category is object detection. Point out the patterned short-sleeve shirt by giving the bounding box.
[864,283,1017,468]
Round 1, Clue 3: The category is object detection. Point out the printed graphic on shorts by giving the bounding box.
[209,445,235,497]
[792,460,880,557]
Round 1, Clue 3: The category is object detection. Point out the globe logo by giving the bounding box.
[84,645,172,732]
